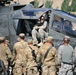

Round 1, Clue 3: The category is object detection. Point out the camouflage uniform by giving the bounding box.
[0,37,12,69]
[38,36,58,75]
[13,33,28,75]
[27,39,39,75]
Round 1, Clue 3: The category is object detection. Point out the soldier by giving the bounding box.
[58,36,75,75]
[13,33,28,75]
[0,36,12,71]
[38,36,58,75]
[39,16,48,41]
[32,16,48,43]
[27,39,39,75]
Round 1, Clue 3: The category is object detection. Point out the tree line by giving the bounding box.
[34,0,76,13]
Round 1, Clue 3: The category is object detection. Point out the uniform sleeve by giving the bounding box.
[43,21,47,29]
[58,46,62,64]
[5,47,12,60]
[73,47,76,63]
[69,46,75,64]
[74,47,76,58]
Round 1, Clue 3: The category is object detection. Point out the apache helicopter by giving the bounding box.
[0,3,76,49]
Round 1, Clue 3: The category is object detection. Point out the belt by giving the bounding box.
[62,62,73,65]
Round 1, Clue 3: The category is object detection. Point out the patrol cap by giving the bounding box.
[19,33,25,37]
[63,36,70,43]
[45,36,53,42]
[0,36,6,43]
[64,36,70,39]
[27,39,33,44]
[19,33,25,39]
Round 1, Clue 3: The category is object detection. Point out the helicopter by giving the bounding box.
[12,4,76,48]
[0,4,76,49]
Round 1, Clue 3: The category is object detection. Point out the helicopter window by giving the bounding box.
[54,15,63,22]
[63,20,72,34]
[23,12,35,16]
[22,10,45,16]
[64,20,72,26]
[52,15,64,32]
[51,14,76,37]
[63,20,76,37]
[63,20,76,31]
[63,20,72,30]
